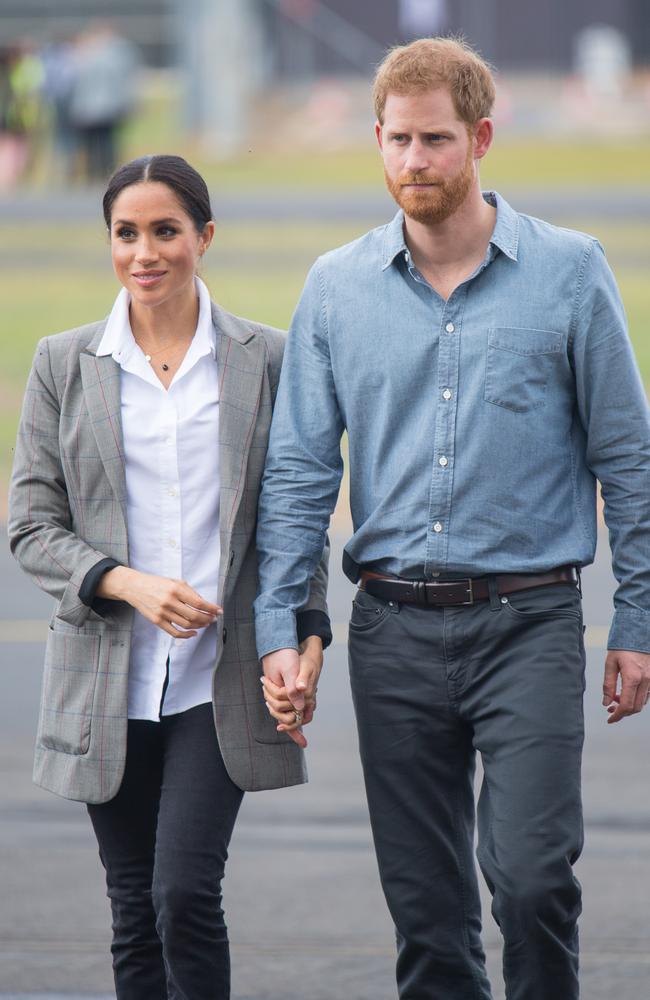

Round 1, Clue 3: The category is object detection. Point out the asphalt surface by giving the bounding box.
[1,527,649,999]
[3,187,650,222]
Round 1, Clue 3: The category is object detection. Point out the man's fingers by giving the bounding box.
[608,678,641,723]
[602,654,619,706]
[260,676,285,699]
[633,680,650,714]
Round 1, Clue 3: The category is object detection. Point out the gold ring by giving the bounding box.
[294,711,303,724]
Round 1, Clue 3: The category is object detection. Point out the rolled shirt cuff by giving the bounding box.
[607,608,650,654]
[255,610,299,659]
[78,558,122,607]
[296,609,333,650]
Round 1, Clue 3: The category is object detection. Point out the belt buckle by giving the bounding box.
[426,578,474,605]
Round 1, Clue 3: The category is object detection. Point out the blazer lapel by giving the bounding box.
[213,302,267,566]
[80,330,128,525]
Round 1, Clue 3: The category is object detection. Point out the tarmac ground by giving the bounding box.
[1,529,649,999]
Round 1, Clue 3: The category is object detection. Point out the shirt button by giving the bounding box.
[174,638,184,646]
[168,538,177,548]
[445,322,455,333]
[439,456,448,467]
[168,488,177,497]
[442,388,452,400]
[433,522,443,533]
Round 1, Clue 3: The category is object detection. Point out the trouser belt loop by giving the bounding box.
[576,567,583,598]
[487,575,501,612]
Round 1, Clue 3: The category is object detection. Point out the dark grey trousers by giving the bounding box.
[348,581,586,1000]
[88,703,244,1000]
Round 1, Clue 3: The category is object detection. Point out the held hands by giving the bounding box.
[261,636,324,748]
[97,566,221,638]
[602,650,650,723]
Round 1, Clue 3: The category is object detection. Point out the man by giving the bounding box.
[254,37,650,999]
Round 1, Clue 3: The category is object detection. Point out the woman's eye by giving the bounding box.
[116,228,135,239]
[158,227,177,237]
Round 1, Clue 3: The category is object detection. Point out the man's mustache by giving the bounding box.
[398,174,441,186]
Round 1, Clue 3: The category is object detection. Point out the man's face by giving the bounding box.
[377,88,477,225]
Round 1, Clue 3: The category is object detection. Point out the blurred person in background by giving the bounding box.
[68,22,140,182]
[255,36,650,1000]
[0,43,44,188]
[8,154,330,1000]
[41,35,78,182]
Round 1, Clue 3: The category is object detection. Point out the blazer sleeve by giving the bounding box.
[7,338,115,627]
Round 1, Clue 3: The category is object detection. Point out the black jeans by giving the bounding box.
[348,581,586,1000]
[87,702,244,1000]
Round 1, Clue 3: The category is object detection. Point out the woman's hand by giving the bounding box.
[97,566,221,638]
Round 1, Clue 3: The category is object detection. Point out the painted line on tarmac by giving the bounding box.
[332,621,610,648]
[0,619,610,648]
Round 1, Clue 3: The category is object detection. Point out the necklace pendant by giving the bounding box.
[162,363,169,371]
[145,354,152,362]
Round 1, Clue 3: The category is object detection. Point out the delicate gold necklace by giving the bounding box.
[136,336,192,372]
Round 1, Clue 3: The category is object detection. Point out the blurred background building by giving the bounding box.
[0,0,649,177]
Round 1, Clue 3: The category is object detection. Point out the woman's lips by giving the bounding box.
[132,271,167,287]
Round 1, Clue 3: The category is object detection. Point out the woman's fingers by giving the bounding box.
[160,622,198,639]
[176,581,221,617]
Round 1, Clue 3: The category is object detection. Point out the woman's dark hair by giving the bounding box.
[102,155,213,233]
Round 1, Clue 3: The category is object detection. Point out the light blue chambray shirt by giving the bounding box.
[254,192,650,657]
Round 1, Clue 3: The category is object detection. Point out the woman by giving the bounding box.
[8,154,330,999]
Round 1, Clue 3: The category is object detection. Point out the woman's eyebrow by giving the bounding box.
[112,217,183,226]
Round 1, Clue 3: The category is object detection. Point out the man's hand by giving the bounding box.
[603,650,650,723]
[97,566,221,638]
[261,636,324,747]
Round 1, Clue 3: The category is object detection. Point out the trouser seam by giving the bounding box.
[452,766,485,1000]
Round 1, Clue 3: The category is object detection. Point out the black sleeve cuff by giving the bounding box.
[296,609,333,651]
[79,558,122,607]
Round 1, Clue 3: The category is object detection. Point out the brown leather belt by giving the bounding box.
[359,566,578,607]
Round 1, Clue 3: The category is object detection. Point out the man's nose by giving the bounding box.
[404,141,429,175]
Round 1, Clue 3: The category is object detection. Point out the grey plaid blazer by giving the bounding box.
[8,301,328,804]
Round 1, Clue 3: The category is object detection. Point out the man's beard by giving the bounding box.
[384,144,475,225]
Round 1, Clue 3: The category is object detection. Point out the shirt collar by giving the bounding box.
[381,191,520,271]
[95,276,217,362]
[483,191,519,261]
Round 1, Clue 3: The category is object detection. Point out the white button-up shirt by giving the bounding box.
[96,278,221,720]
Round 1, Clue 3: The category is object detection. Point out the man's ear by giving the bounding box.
[375,121,384,152]
[472,117,494,161]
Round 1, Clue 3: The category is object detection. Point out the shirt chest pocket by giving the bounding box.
[484,327,564,413]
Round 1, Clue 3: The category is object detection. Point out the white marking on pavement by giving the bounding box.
[332,621,610,648]
[0,619,610,648]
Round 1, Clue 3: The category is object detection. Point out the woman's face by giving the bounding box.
[109,181,213,310]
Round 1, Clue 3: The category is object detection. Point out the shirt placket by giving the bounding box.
[424,288,466,578]
[159,391,183,691]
